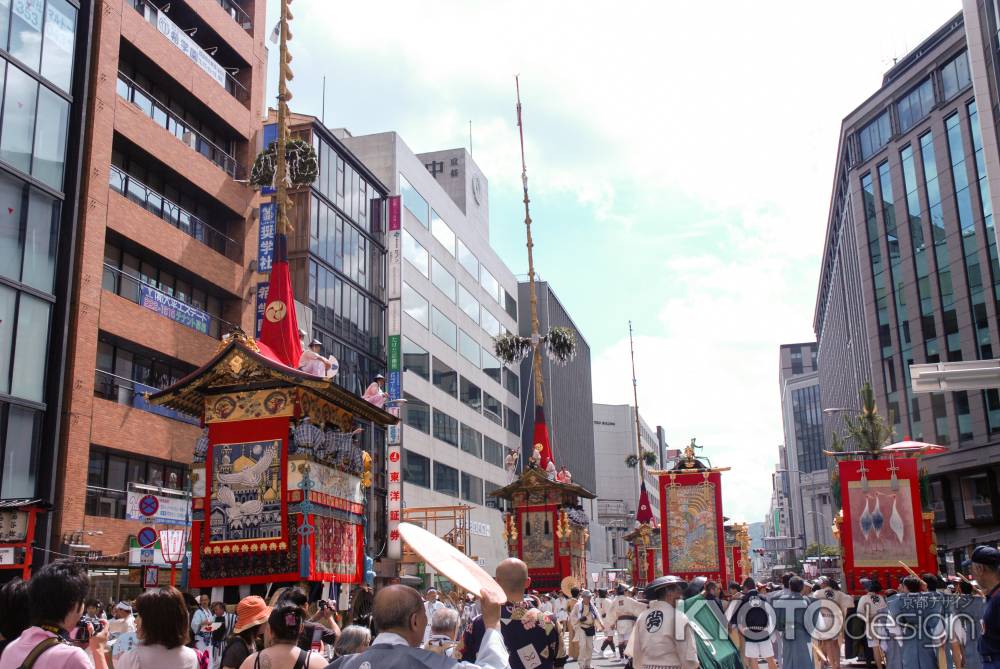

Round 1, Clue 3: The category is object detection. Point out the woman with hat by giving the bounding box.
[236,601,327,669]
[220,597,270,669]
[362,375,388,408]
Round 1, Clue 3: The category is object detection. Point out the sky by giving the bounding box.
[265,0,961,523]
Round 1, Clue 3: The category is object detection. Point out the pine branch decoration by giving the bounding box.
[250,138,318,190]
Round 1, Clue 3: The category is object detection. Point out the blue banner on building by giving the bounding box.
[262,124,277,195]
[387,370,401,402]
[139,285,210,335]
[255,282,269,337]
[258,202,276,273]
[132,380,200,426]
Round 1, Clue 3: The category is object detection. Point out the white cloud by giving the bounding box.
[270,0,963,522]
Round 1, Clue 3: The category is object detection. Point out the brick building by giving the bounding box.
[54,0,265,600]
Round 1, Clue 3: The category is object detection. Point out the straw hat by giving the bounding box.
[233,596,271,634]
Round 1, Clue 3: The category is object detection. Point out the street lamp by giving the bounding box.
[822,407,854,415]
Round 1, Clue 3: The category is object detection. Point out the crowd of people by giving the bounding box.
[3,546,1000,669]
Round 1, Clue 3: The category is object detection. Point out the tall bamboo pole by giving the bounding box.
[276,0,294,235]
[515,76,544,408]
[629,321,644,491]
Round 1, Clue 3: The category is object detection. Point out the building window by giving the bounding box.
[459,330,480,366]
[458,285,479,324]
[403,449,430,488]
[0,170,61,295]
[941,51,971,101]
[434,461,459,497]
[504,368,520,396]
[0,402,42,498]
[431,210,455,255]
[431,307,457,349]
[790,347,803,375]
[431,258,456,302]
[482,350,502,385]
[0,285,51,403]
[402,393,429,433]
[457,239,478,279]
[461,471,484,505]
[484,437,504,468]
[402,337,429,380]
[400,174,428,227]
[928,478,951,527]
[432,357,458,398]
[86,447,189,519]
[506,407,520,436]
[480,266,500,304]
[480,308,501,338]
[402,282,428,328]
[460,376,482,412]
[960,473,995,523]
[858,112,891,161]
[402,230,428,277]
[433,409,459,446]
[483,392,502,425]
[485,480,504,510]
[896,79,934,133]
[461,424,482,458]
[504,290,517,320]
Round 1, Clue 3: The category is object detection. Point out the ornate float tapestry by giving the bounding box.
[664,482,720,573]
[521,510,554,569]
[209,439,284,546]
[315,517,363,580]
[846,477,918,567]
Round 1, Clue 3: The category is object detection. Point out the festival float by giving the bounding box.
[826,384,940,594]
[651,439,730,583]
[723,521,750,586]
[488,78,594,591]
[624,523,659,588]
[148,0,396,589]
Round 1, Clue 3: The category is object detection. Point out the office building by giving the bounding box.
[762,447,796,574]
[591,403,663,575]
[0,0,95,571]
[55,0,266,598]
[778,342,834,552]
[341,131,521,572]
[815,9,1000,565]
[518,280,597,495]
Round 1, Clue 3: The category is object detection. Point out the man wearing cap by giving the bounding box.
[569,590,604,669]
[626,576,698,669]
[363,374,388,408]
[107,601,136,637]
[606,584,646,660]
[299,338,339,378]
[971,545,1000,668]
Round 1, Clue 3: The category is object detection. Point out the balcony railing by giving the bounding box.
[94,369,200,426]
[216,0,252,31]
[116,72,243,179]
[109,164,239,260]
[127,0,251,105]
[102,263,235,339]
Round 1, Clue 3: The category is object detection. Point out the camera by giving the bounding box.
[317,600,328,610]
[76,615,104,642]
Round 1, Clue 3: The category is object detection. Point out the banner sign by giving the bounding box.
[140,285,210,335]
[126,491,191,526]
[0,511,29,542]
[155,8,227,87]
[258,202,275,273]
[255,282,269,337]
[658,470,727,583]
[386,194,404,560]
[388,335,401,372]
[386,441,402,559]
[261,124,277,195]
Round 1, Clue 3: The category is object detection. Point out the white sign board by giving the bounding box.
[469,521,490,537]
[0,511,29,542]
[126,491,191,526]
[0,547,14,565]
[154,10,227,88]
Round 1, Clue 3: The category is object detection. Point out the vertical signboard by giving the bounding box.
[386,195,403,559]
[261,124,277,195]
[255,282,269,337]
[258,202,276,273]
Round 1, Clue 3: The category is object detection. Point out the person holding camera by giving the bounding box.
[0,559,109,669]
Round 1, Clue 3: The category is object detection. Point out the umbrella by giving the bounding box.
[883,440,948,455]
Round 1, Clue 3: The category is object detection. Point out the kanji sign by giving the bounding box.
[258,202,276,273]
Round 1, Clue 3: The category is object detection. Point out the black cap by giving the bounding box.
[971,545,1000,567]
[645,575,686,599]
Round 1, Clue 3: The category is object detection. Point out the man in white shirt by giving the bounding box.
[107,601,137,638]
[298,338,338,378]
[606,584,646,659]
[190,594,215,652]
[423,588,446,646]
[627,576,698,669]
[337,585,509,669]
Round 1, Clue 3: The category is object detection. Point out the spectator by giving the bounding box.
[274,588,339,651]
[211,601,234,662]
[191,595,214,653]
[108,602,136,637]
[0,577,30,656]
[220,596,269,669]
[425,608,460,656]
[331,626,371,659]
[237,603,327,669]
[0,559,109,669]
[115,587,199,669]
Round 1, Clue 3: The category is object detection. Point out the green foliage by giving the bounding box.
[494,334,533,365]
[250,138,318,190]
[544,326,578,366]
[625,454,639,468]
[840,382,894,456]
[624,450,657,468]
[803,543,840,557]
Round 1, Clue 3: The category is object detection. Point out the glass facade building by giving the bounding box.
[0,0,90,508]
